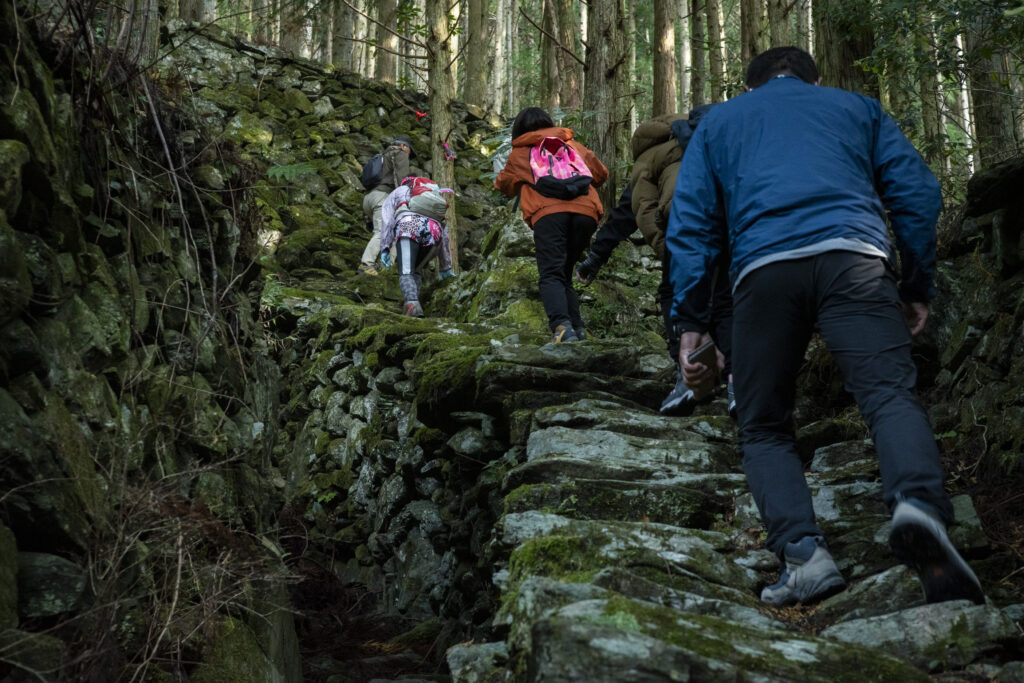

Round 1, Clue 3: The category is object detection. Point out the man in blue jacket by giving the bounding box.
[666,47,984,606]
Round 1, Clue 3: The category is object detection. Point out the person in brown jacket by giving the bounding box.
[576,107,734,416]
[495,107,609,343]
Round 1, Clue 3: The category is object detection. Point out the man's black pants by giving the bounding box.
[733,251,953,558]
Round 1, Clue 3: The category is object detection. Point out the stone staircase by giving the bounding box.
[439,342,1021,681]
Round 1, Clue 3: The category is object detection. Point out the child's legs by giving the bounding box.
[533,213,572,330]
[396,238,421,302]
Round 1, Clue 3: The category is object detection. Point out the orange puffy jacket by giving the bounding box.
[494,127,608,228]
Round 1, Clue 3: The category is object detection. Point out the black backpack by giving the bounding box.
[360,153,384,190]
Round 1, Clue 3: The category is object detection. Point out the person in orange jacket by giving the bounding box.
[495,108,609,343]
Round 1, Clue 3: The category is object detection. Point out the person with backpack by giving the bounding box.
[358,136,414,276]
[574,108,735,417]
[379,176,455,317]
[667,46,984,607]
[494,107,608,343]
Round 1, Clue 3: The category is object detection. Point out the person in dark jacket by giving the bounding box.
[358,136,414,275]
[495,107,608,343]
[576,108,733,416]
[666,47,984,607]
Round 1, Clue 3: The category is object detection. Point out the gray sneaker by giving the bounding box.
[727,377,737,420]
[761,535,847,606]
[889,500,985,605]
[660,371,697,416]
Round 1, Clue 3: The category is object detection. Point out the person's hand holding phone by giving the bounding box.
[679,331,717,396]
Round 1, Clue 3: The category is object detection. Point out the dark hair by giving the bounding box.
[745,47,819,88]
[511,107,555,140]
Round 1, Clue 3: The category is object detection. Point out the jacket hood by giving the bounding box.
[511,127,574,147]
[631,113,687,160]
[670,104,716,150]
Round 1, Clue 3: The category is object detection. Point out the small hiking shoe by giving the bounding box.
[727,376,737,420]
[889,500,985,605]
[357,264,380,276]
[761,535,847,606]
[575,253,603,285]
[403,301,424,318]
[552,324,579,343]
[660,371,697,416]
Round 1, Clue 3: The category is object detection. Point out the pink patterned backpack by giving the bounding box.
[528,137,593,200]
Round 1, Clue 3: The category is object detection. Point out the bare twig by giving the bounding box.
[129,530,183,683]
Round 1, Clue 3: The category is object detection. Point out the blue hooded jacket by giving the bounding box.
[666,75,942,332]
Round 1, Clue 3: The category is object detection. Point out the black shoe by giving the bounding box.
[660,372,696,416]
[575,253,603,285]
[574,326,587,341]
[889,500,985,605]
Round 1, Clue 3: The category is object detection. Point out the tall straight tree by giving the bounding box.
[619,0,635,149]
[376,0,399,83]
[677,0,691,110]
[541,0,561,110]
[766,0,791,47]
[690,0,706,108]
[556,0,582,109]
[916,11,941,165]
[653,0,677,115]
[491,0,509,114]
[705,0,726,102]
[463,0,491,106]
[740,0,765,67]
[584,0,626,208]
[795,0,811,52]
[425,0,459,270]
[814,0,877,97]
[965,22,1018,168]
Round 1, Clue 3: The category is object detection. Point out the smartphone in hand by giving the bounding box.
[687,340,717,366]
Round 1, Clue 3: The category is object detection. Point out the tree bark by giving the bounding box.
[653,0,677,116]
[965,21,1019,168]
[813,0,877,97]
[677,0,691,110]
[689,0,706,108]
[333,0,350,69]
[584,0,624,209]
[375,0,398,83]
[426,0,459,271]
[464,0,490,106]
[279,0,306,57]
[541,0,561,111]
[795,0,811,52]
[740,0,764,67]
[557,0,581,109]
[620,0,635,146]
[916,12,941,166]
[490,0,508,114]
[705,0,725,102]
[766,0,790,47]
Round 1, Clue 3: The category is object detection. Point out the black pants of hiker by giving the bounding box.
[533,212,597,331]
[589,185,636,263]
[733,251,953,559]
[661,252,734,373]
